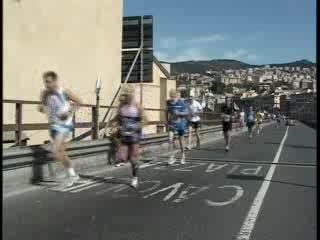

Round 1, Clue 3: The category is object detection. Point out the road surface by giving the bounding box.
[3,122,316,240]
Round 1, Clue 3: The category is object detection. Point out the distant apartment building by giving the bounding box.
[300,80,313,90]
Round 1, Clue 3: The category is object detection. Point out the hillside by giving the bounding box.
[169,59,315,75]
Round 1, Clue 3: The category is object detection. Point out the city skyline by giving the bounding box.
[124,0,316,65]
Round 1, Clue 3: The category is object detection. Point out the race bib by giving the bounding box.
[223,114,231,122]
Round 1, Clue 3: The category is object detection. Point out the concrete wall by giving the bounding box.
[132,62,176,134]
[3,0,123,145]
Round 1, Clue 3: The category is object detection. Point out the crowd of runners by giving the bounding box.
[38,71,287,189]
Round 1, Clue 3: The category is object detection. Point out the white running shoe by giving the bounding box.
[115,162,124,167]
[180,154,186,164]
[62,175,79,188]
[130,177,139,188]
[168,155,176,165]
[225,145,230,152]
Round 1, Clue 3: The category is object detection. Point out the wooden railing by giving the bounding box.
[3,99,221,146]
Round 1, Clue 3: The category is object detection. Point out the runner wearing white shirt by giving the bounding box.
[239,109,245,129]
[187,96,204,150]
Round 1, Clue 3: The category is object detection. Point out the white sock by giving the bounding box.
[67,168,77,177]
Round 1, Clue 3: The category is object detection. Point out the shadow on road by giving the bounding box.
[227,174,316,189]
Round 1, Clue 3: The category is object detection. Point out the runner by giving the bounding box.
[108,95,125,167]
[245,106,255,143]
[186,95,204,150]
[256,110,264,135]
[221,99,233,152]
[110,85,147,188]
[38,71,83,187]
[167,89,189,165]
[276,111,281,128]
[239,108,245,130]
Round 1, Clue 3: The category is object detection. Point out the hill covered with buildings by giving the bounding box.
[170,59,315,75]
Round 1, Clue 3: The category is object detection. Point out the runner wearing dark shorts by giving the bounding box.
[246,106,255,142]
[187,95,204,150]
[111,85,147,188]
[221,100,233,152]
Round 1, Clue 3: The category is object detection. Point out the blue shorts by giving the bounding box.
[50,124,73,139]
[176,129,186,136]
[169,120,186,136]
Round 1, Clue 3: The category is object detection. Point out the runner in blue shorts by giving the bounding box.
[38,71,83,187]
[166,89,189,165]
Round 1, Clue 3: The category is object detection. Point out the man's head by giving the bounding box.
[169,89,178,100]
[249,106,253,111]
[189,95,194,103]
[121,85,135,104]
[43,71,59,91]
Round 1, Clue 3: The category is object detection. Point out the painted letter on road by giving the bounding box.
[205,185,244,207]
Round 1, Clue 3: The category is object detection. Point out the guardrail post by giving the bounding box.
[92,106,98,140]
[15,103,22,145]
[72,113,76,140]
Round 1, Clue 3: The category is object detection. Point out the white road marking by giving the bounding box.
[206,163,229,173]
[51,179,97,192]
[205,185,244,207]
[173,185,211,203]
[70,177,113,193]
[143,182,184,201]
[139,180,162,193]
[174,162,207,172]
[96,184,127,195]
[236,126,289,240]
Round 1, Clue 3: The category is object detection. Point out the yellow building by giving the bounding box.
[3,0,175,145]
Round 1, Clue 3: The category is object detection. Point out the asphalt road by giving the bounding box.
[3,122,316,240]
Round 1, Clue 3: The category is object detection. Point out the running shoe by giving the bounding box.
[130,177,139,188]
[115,162,124,167]
[225,145,230,152]
[168,155,176,165]
[180,154,186,164]
[61,175,79,188]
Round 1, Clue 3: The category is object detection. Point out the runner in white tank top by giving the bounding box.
[39,71,83,187]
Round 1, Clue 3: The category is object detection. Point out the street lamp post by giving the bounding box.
[93,74,101,139]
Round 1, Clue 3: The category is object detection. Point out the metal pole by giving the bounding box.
[140,16,144,104]
[91,106,97,140]
[94,75,101,139]
[15,103,22,145]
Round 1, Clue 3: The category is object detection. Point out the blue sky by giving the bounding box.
[124,0,316,64]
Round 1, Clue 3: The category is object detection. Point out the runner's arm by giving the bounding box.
[38,90,47,113]
[64,89,83,111]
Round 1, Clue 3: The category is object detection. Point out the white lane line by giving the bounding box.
[236,126,289,240]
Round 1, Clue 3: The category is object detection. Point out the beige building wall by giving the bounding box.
[3,0,123,145]
[131,61,176,135]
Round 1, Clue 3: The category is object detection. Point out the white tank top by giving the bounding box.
[45,88,72,126]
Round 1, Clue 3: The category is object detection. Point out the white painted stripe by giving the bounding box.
[70,182,105,193]
[68,177,113,193]
[51,179,97,192]
[236,126,289,240]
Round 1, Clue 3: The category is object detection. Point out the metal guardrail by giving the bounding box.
[3,99,221,146]
[2,125,223,170]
